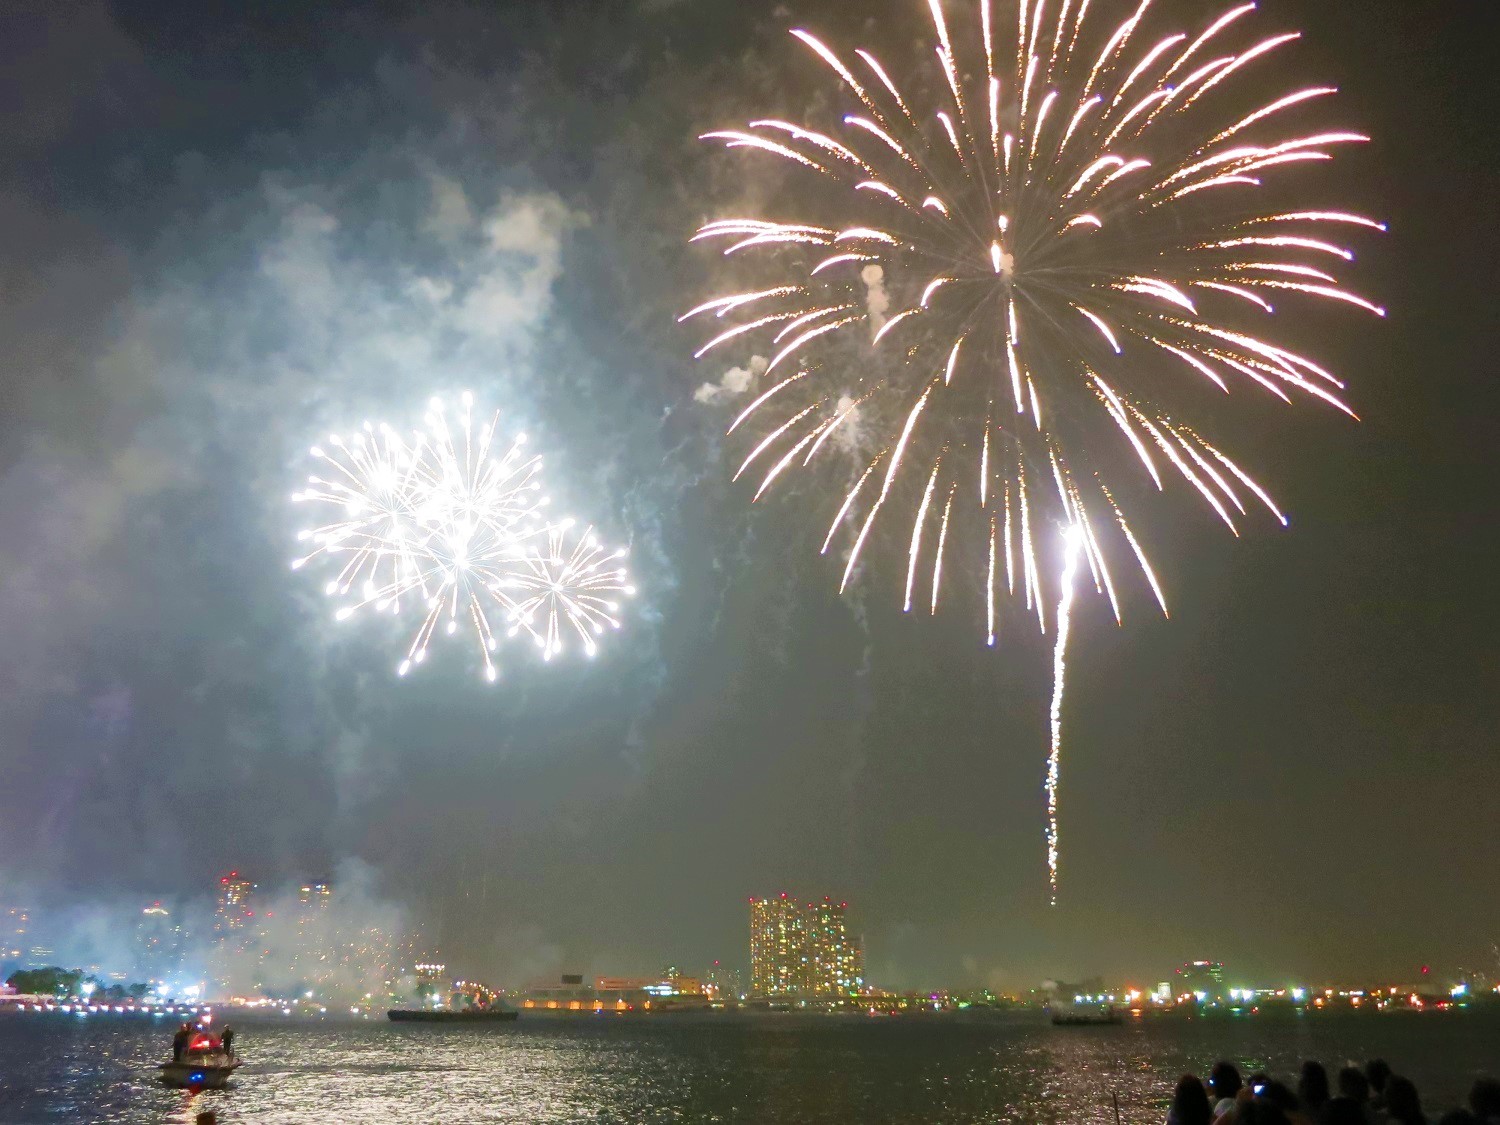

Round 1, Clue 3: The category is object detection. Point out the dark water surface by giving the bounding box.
[0,1010,1496,1123]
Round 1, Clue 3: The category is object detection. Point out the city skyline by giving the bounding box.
[9,891,1497,1009]
[12,876,1497,1006]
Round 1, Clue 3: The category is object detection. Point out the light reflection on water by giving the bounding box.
[1,1011,1496,1123]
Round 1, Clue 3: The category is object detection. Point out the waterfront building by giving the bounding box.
[214,873,256,935]
[298,882,332,911]
[211,872,258,995]
[516,974,711,1013]
[1175,960,1226,1001]
[289,880,335,989]
[806,898,864,997]
[660,966,708,996]
[750,894,809,996]
[414,962,448,1002]
[749,894,865,998]
[134,902,184,981]
[2,907,29,963]
[706,960,744,1001]
[25,946,54,967]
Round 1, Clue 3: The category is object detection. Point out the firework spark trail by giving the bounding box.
[685,0,1382,898]
[292,393,633,681]
[1047,525,1084,907]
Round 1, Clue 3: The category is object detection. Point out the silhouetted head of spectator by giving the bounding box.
[1471,1078,1500,1120]
[1259,1081,1300,1114]
[1385,1075,1425,1125]
[1339,1068,1371,1103]
[1436,1111,1479,1125]
[1324,1097,1370,1125]
[1170,1074,1212,1125]
[1367,1059,1394,1097]
[1209,1061,1244,1103]
[1299,1061,1331,1110]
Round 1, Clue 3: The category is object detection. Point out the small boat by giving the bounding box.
[1049,1003,1121,1026]
[388,1006,518,1023]
[159,1053,242,1089]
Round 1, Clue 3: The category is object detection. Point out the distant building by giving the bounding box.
[290,880,334,987]
[211,871,258,995]
[135,902,184,981]
[2,907,30,963]
[750,894,809,996]
[706,960,743,1001]
[1175,961,1226,1000]
[215,873,256,935]
[516,974,711,1013]
[299,882,332,911]
[806,899,863,997]
[415,962,448,998]
[749,894,865,998]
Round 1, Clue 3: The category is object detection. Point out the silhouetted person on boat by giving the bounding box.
[221,1027,235,1059]
[172,1023,191,1062]
[1167,1075,1212,1125]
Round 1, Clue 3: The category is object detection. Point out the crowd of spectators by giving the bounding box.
[1164,1058,1500,1125]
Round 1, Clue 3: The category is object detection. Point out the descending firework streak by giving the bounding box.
[683,0,1383,897]
[292,393,633,682]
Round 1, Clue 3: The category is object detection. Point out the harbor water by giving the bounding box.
[1,1009,1496,1123]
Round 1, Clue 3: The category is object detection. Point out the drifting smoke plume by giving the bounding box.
[12,863,421,1004]
[694,355,767,404]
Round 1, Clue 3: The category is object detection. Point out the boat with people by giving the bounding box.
[159,1022,243,1089]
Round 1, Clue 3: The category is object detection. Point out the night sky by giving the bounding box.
[1,0,1496,991]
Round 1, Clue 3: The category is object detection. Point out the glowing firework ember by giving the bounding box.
[685,0,1383,895]
[292,394,632,681]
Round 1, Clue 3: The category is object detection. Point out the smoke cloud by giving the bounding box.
[860,264,890,338]
[694,355,767,404]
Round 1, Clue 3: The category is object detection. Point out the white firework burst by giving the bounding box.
[293,393,632,682]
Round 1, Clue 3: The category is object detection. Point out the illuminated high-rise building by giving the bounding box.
[750,894,809,996]
[135,902,184,981]
[750,894,865,998]
[288,880,335,992]
[806,898,864,997]
[211,872,257,995]
[215,872,256,933]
